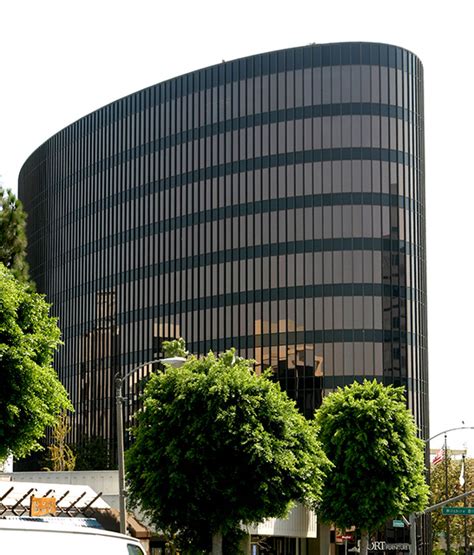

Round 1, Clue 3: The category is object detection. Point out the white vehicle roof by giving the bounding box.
[0,516,145,554]
[0,516,129,537]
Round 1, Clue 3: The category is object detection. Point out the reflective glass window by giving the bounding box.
[341,66,351,103]
[333,252,342,282]
[380,66,388,104]
[295,119,303,151]
[303,68,312,106]
[351,65,361,102]
[295,69,303,107]
[323,251,332,283]
[269,73,278,111]
[295,164,303,196]
[312,67,322,104]
[363,250,373,282]
[304,162,313,195]
[322,161,331,194]
[364,342,374,374]
[341,116,351,148]
[361,65,371,102]
[322,67,331,104]
[287,70,296,109]
[370,65,380,103]
[334,343,343,374]
[324,297,333,328]
[331,66,341,103]
[323,206,332,238]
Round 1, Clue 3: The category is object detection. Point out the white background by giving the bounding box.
[1,0,472,454]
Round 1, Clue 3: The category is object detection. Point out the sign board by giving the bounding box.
[442,507,474,516]
[30,496,57,517]
[368,542,410,551]
[337,534,354,542]
[392,519,405,528]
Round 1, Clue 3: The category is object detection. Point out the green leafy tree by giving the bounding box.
[126,342,329,555]
[430,456,474,552]
[315,379,429,555]
[0,263,71,460]
[0,187,30,283]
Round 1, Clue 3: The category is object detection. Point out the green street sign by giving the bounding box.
[392,520,405,528]
[442,507,474,515]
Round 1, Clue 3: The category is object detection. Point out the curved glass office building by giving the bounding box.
[19,42,428,463]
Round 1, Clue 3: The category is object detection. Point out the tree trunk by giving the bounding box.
[211,530,223,555]
[360,530,369,555]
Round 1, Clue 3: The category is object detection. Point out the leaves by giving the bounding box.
[126,345,329,551]
[315,379,429,532]
[0,264,71,460]
[162,337,188,358]
[0,188,30,284]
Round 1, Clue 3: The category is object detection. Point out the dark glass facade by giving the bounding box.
[19,42,428,465]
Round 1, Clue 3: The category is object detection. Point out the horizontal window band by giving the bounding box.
[59,282,424,337]
[49,236,423,305]
[187,328,425,352]
[55,101,419,190]
[153,283,422,317]
[64,148,418,206]
[318,375,412,391]
[55,192,423,262]
[61,287,426,343]
[61,332,426,375]
[57,108,420,191]
[61,355,421,396]
[84,328,425,371]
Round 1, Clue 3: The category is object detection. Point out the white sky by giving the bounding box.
[1,0,473,454]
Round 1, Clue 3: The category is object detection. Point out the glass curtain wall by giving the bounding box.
[19,42,428,465]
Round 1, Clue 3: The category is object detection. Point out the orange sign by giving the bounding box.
[30,496,57,517]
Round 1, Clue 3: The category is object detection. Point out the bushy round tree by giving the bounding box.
[126,345,329,554]
[315,379,428,554]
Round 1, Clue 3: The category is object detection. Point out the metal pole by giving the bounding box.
[424,489,474,514]
[444,434,450,554]
[115,373,127,535]
[410,513,417,555]
[114,358,183,536]
[463,454,468,555]
[425,427,474,444]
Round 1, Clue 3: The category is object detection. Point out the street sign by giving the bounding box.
[442,507,474,515]
[392,519,405,527]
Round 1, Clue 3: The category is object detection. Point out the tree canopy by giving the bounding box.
[126,343,329,553]
[0,187,30,283]
[0,264,71,460]
[315,379,428,552]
